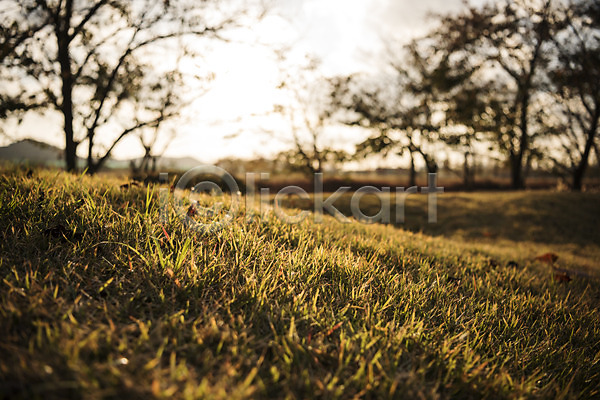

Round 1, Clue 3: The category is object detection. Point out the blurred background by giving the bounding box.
[1,0,599,191]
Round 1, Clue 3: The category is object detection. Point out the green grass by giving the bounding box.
[1,166,600,399]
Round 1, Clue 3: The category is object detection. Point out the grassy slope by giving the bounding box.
[1,167,600,399]
[277,191,600,274]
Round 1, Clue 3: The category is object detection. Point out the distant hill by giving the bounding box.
[0,139,202,171]
[0,139,68,166]
[151,156,203,171]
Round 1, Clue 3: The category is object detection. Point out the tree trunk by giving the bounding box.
[513,89,530,189]
[509,153,523,189]
[408,151,416,187]
[572,111,599,191]
[573,163,585,191]
[87,132,95,172]
[594,141,600,173]
[425,157,438,173]
[56,1,77,172]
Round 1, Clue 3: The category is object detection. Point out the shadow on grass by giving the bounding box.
[277,191,600,247]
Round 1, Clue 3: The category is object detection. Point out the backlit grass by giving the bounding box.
[1,166,600,399]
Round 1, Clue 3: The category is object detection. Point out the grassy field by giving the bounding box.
[1,166,600,399]
[276,190,600,275]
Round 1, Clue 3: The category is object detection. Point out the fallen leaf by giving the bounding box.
[535,253,559,264]
[553,272,571,283]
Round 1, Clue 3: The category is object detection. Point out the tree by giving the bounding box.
[435,0,555,188]
[334,40,453,186]
[547,0,600,190]
[0,0,252,172]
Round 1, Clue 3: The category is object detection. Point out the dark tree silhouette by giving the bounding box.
[547,0,600,190]
[0,0,255,172]
[434,0,555,188]
[333,40,456,186]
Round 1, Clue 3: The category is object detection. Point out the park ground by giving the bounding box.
[1,165,599,399]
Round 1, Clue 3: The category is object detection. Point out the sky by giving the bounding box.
[10,0,476,167]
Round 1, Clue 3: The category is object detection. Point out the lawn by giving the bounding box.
[1,166,600,399]
[275,189,600,275]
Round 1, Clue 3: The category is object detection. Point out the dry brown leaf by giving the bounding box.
[535,253,559,264]
[553,272,572,283]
